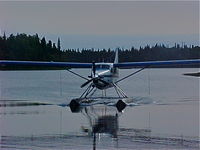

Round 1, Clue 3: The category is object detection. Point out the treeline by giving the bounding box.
[0,33,199,63]
[0,33,62,61]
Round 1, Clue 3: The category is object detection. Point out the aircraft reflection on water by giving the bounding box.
[69,97,123,136]
[69,97,151,150]
[70,97,123,149]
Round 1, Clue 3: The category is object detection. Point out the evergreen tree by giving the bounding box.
[3,32,6,41]
[41,37,46,48]
[57,38,61,51]
[47,40,52,49]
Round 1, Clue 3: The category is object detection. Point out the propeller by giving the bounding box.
[80,61,109,88]
[81,77,109,88]
[81,79,93,88]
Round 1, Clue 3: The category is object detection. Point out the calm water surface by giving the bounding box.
[0,68,199,149]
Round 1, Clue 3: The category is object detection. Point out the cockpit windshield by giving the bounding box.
[95,64,110,70]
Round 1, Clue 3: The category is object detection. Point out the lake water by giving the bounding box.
[0,68,199,150]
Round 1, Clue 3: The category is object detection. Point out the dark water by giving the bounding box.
[0,68,199,149]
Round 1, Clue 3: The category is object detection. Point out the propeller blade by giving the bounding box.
[81,79,93,88]
[92,61,96,77]
[98,78,109,85]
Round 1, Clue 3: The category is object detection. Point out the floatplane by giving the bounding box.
[0,49,199,111]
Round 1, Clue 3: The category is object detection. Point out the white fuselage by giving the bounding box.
[93,63,119,90]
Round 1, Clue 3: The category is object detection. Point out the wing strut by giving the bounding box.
[66,69,89,81]
[115,67,146,83]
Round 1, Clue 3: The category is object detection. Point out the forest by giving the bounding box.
[0,33,199,65]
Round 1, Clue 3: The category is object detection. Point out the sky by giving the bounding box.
[0,1,199,49]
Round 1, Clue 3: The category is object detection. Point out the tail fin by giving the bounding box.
[114,48,119,63]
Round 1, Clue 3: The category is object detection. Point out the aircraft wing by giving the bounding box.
[0,60,92,68]
[114,59,200,68]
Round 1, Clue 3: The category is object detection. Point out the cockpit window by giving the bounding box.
[96,64,110,70]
